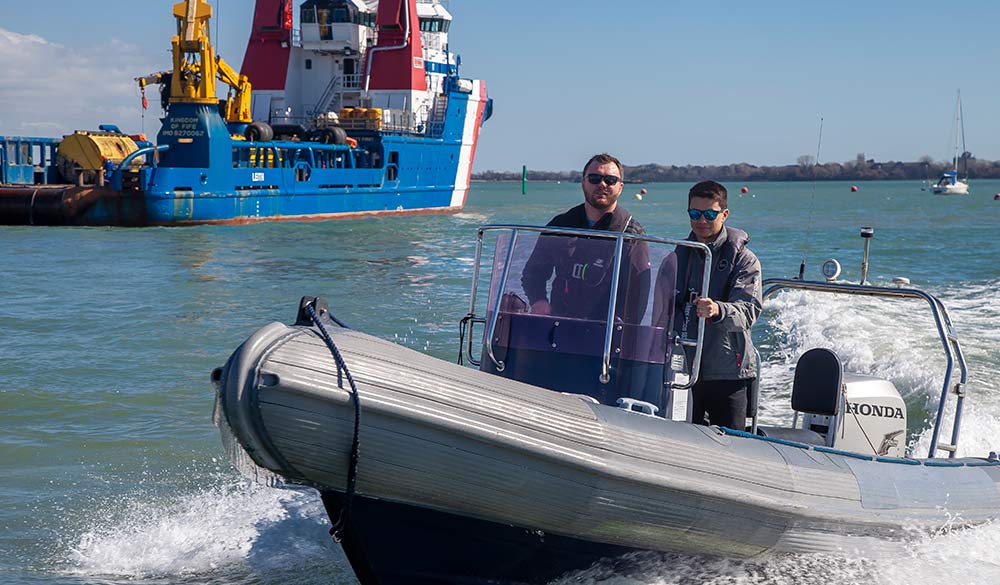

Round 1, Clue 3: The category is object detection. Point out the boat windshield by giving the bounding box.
[464,225,711,412]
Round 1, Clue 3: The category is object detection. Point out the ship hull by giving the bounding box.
[0,181,469,226]
[1,82,489,227]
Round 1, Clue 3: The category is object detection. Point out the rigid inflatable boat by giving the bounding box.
[213,225,1000,585]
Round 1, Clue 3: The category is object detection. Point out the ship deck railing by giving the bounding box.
[1,136,60,185]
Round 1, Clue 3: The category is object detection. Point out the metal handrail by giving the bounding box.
[465,224,713,391]
[600,236,626,384]
[761,278,968,458]
[483,229,519,372]
[118,143,169,170]
[463,230,487,367]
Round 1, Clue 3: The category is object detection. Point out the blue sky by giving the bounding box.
[1,1,998,172]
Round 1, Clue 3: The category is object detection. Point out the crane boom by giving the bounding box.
[133,1,252,124]
[215,56,253,124]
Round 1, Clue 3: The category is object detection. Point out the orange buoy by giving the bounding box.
[850,185,859,192]
[639,188,647,195]
[740,186,749,194]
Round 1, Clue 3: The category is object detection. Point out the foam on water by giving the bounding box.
[756,279,999,458]
[552,520,1000,585]
[907,278,1000,458]
[760,289,942,397]
[452,211,492,223]
[60,478,346,583]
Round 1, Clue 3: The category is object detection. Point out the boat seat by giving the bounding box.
[791,348,843,416]
[756,426,827,446]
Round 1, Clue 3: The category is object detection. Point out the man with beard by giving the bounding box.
[521,153,649,322]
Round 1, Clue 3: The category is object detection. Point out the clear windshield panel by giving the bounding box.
[480,229,681,410]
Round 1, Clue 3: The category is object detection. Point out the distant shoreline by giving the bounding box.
[471,177,951,184]
[473,157,993,183]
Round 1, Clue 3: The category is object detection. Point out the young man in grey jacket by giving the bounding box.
[670,180,762,429]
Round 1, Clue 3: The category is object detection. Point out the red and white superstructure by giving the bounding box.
[241,0,472,137]
[0,0,491,225]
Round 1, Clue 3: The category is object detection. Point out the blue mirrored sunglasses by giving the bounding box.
[687,208,722,221]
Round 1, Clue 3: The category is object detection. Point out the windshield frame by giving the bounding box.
[466,224,713,392]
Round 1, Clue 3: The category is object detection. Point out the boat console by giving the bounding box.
[461,225,712,414]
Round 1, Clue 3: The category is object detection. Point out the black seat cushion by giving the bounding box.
[791,348,843,416]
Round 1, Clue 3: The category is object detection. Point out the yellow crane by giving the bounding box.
[136,0,252,125]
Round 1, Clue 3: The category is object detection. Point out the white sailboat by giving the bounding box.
[931,90,970,195]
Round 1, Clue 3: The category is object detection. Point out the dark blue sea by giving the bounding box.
[2,180,999,584]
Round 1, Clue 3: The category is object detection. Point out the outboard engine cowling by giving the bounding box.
[833,374,907,457]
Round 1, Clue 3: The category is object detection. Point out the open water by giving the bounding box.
[2,180,999,585]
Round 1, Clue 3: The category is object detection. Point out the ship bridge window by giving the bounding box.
[300,0,373,25]
[317,8,332,39]
[419,18,450,33]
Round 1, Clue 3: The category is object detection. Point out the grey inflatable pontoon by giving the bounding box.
[214,226,1000,585]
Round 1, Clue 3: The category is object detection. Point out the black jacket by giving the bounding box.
[521,204,650,322]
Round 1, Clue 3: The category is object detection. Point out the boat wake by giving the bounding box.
[60,477,347,584]
[452,211,492,223]
[553,519,1000,585]
[59,475,1000,585]
[759,289,942,400]
[758,279,1000,458]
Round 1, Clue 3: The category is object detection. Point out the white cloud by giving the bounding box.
[0,28,163,137]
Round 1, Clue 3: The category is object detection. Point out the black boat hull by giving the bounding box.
[320,491,638,585]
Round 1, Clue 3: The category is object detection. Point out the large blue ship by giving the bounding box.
[0,0,492,226]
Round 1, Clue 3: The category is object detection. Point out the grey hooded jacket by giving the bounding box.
[671,226,762,381]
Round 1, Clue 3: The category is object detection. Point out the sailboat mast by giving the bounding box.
[951,90,961,173]
[958,90,967,180]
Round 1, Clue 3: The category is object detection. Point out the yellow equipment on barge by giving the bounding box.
[56,131,142,185]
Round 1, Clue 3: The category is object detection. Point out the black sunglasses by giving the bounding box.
[687,208,722,221]
[586,173,622,186]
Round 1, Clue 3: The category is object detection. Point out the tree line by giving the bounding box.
[473,153,1000,183]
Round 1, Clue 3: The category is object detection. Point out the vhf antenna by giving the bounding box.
[799,117,824,280]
